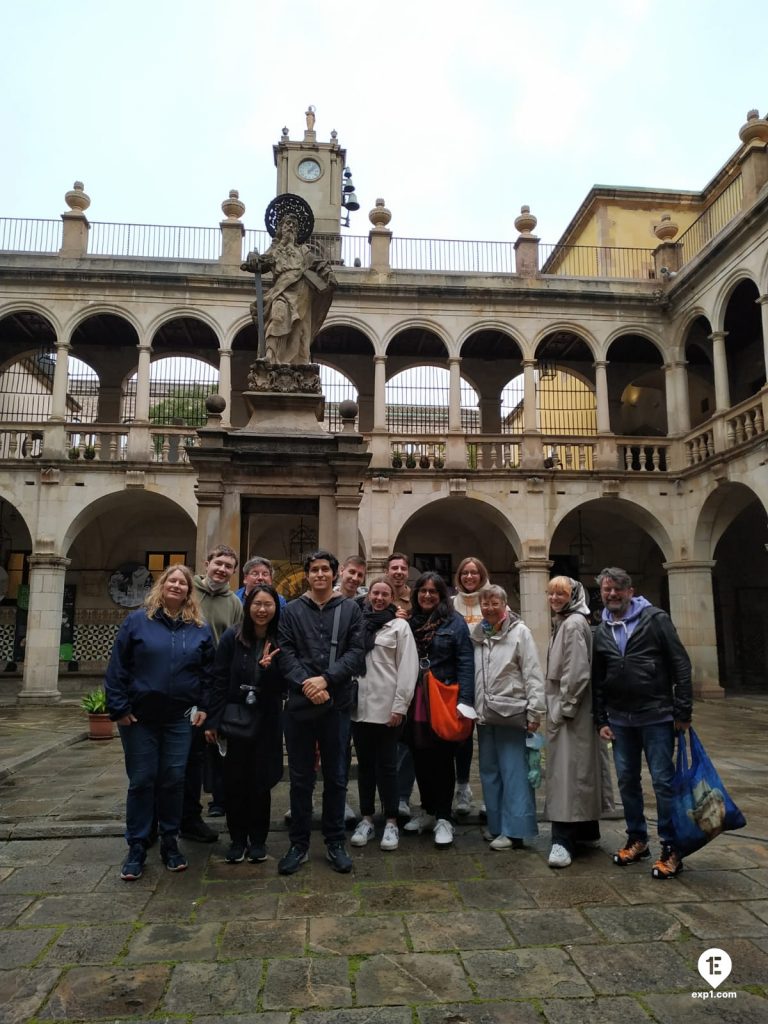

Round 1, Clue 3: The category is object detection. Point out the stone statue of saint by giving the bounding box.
[241,212,336,366]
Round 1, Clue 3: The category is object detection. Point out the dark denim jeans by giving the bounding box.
[610,720,676,846]
[119,718,193,844]
[283,705,351,850]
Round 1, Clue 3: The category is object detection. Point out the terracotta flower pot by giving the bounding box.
[87,713,115,741]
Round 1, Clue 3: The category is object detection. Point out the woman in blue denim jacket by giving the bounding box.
[403,571,474,847]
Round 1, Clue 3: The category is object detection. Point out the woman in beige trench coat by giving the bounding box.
[544,576,603,869]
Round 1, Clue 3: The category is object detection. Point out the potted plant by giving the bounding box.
[433,455,445,469]
[80,687,115,741]
[404,452,417,469]
[419,454,431,469]
[391,450,403,469]
[68,446,80,460]
[83,445,96,461]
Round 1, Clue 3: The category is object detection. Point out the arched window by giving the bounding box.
[0,349,99,424]
[319,364,358,432]
[500,369,596,434]
[123,357,219,425]
[386,367,480,434]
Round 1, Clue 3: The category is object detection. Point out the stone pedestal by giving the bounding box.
[241,391,325,435]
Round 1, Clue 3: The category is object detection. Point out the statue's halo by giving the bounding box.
[265,193,315,243]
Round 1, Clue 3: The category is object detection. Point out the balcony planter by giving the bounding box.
[391,452,403,469]
[433,456,445,469]
[68,447,80,460]
[405,454,417,469]
[80,687,115,741]
[83,446,96,461]
[419,454,431,469]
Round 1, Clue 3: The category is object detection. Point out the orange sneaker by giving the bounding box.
[612,839,650,866]
[651,844,683,879]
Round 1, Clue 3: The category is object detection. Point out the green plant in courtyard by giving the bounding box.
[80,687,108,713]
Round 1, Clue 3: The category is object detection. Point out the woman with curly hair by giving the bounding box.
[106,564,214,881]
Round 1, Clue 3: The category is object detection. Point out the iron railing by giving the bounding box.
[389,237,516,273]
[0,217,62,253]
[539,244,656,280]
[89,222,221,260]
[677,175,743,266]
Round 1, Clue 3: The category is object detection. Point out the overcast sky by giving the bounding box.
[2,0,766,244]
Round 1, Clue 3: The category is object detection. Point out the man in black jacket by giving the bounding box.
[593,567,692,879]
[277,550,364,875]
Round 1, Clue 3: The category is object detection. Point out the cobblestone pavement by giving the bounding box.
[1,698,767,1023]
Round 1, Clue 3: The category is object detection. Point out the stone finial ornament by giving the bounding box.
[369,198,392,230]
[64,181,90,214]
[281,126,289,139]
[739,108,768,146]
[514,205,537,235]
[305,106,316,131]
[331,129,338,141]
[221,189,245,221]
[654,212,679,242]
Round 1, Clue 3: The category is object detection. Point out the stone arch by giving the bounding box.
[722,278,764,404]
[531,323,599,362]
[692,480,764,560]
[383,321,452,357]
[606,332,668,436]
[712,271,760,331]
[550,495,674,565]
[62,489,196,557]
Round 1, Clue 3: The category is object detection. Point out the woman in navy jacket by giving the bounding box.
[403,571,475,848]
[105,564,214,881]
[205,584,284,865]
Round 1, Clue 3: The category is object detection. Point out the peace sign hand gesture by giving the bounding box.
[259,640,281,668]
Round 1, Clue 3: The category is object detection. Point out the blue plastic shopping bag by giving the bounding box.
[670,727,746,857]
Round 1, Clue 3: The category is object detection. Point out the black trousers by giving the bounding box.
[223,738,272,846]
[411,740,456,821]
[351,720,402,819]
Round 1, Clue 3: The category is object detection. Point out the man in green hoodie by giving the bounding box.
[181,544,243,840]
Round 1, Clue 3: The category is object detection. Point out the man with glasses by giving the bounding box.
[592,567,692,880]
[236,556,286,608]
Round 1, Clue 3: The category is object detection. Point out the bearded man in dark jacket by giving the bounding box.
[592,567,692,880]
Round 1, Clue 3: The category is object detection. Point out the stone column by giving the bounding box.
[373,355,387,430]
[448,357,462,432]
[672,360,691,434]
[757,295,768,381]
[18,553,71,703]
[709,331,731,411]
[218,349,232,427]
[664,560,722,700]
[594,360,611,433]
[133,342,152,422]
[662,363,679,435]
[522,360,538,432]
[50,340,70,422]
[515,556,553,660]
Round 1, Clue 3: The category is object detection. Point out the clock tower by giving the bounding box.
[273,107,348,235]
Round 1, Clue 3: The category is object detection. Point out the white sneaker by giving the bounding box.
[548,843,572,868]
[344,802,356,824]
[398,800,411,818]
[350,820,375,847]
[404,812,436,834]
[380,823,399,851]
[433,819,455,847]
[454,784,473,815]
[489,835,513,851]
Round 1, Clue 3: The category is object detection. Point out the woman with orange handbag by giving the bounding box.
[403,572,475,848]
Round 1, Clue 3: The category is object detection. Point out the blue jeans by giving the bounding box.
[477,725,538,839]
[610,720,675,846]
[283,706,350,849]
[119,718,193,844]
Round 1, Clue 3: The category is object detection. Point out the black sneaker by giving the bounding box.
[326,841,353,873]
[278,844,309,875]
[180,818,218,843]
[120,842,146,881]
[208,804,225,818]
[225,842,246,863]
[160,837,188,872]
[247,843,268,863]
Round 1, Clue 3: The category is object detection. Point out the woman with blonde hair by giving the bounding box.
[106,564,214,882]
[544,575,602,868]
[451,556,490,815]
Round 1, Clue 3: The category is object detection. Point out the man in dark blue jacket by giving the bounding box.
[593,567,692,880]
[277,550,365,875]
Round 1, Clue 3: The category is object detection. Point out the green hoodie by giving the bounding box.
[192,574,243,645]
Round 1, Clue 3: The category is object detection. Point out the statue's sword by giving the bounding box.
[253,256,266,359]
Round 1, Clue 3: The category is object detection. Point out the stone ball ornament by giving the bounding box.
[338,400,359,420]
[265,193,314,243]
[205,394,227,415]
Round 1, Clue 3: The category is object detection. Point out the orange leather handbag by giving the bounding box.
[423,668,473,743]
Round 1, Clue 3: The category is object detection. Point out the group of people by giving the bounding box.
[105,545,693,884]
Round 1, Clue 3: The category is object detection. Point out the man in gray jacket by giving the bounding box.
[593,567,692,880]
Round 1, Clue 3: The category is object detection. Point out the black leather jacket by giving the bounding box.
[592,606,692,725]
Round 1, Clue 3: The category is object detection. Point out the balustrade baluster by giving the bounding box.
[489,443,497,470]
[735,417,745,444]
[755,407,764,433]
[745,412,755,439]
[726,421,735,446]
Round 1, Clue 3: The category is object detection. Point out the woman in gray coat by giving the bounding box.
[544,576,603,868]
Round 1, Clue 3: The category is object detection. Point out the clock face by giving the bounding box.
[297,158,322,182]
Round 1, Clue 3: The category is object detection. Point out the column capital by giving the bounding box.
[708,330,728,342]
[219,348,232,360]
[448,355,461,366]
[757,293,768,305]
[28,553,71,571]
[662,560,717,573]
[522,358,537,369]
[374,354,386,365]
[593,359,608,369]
[515,557,554,572]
